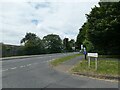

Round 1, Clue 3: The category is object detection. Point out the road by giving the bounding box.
[1,53,118,88]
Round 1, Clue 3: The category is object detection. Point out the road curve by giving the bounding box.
[1,53,118,88]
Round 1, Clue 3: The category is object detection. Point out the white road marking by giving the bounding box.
[49,59,55,61]
[20,65,25,68]
[2,69,8,72]
[33,63,38,65]
[11,67,17,70]
[27,64,32,66]
[45,59,55,63]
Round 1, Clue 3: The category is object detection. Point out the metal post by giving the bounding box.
[88,57,90,68]
[95,58,97,70]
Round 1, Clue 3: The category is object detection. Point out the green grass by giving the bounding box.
[50,54,81,66]
[71,58,119,77]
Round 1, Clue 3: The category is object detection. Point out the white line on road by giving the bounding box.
[27,64,32,66]
[11,67,17,70]
[49,59,55,61]
[20,65,26,68]
[46,59,55,63]
[2,69,8,72]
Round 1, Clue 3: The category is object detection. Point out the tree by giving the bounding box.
[42,34,62,53]
[77,1,120,55]
[63,38,75,52]
[87,2,120,54]
[20,32,44,55]
[69,39,75,47]
[63,38,69,52]
[76,23,88,50]
[69,39,75,51]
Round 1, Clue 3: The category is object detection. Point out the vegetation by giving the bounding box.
[76,1,120,55]
[21,33,44,55]
[1,43,24,57]
[50,54,80,66]
[71,58,119,77]
[19,33,76,56]
[43,34,62,53]
[1,33,76,57]
[63,38,75,52]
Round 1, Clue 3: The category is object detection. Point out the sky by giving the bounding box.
[0,0,99,45]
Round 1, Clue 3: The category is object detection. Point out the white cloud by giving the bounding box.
[0,1,99,45]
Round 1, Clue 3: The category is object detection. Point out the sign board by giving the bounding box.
[72,47,75,50]
[87,53,98,58]
[87,53,98,70]
[81,45,83,49]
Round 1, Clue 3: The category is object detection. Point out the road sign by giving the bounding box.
[81,45,83,49]
[72,47,75,50]
[87,53,98,58]
[87,53,98,70]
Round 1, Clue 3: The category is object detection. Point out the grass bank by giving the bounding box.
[50,54,81,66]
[71,58,120,80]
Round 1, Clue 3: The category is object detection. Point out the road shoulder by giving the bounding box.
[51,55,84,73]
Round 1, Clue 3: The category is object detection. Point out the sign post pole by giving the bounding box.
[95,58,97,70]
[88,57,90,68]
[87,53,98,70]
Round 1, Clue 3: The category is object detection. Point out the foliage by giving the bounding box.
[63,38,75,52]
[43,34,62,53]
[1,43,23,57]
[83,39,94,52]
[76,2,120,55]
[21,32,45,55]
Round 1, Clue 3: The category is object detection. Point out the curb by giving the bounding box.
[73,72,119,81]
[0,55,42,61]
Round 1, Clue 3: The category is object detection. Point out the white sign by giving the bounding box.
[81,45,83,49]
[87,53,98,70]
[87,53,98,58]
[72,47,75,50]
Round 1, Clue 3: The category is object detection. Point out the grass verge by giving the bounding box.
[71,58,120,79]
[50,54,81,66]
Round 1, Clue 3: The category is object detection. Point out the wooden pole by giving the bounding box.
[88,57,90,68]
[95,58,97,70]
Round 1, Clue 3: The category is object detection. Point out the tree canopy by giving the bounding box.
[43,34,62,53]
[76,1,120,55]
[21,33,44,55]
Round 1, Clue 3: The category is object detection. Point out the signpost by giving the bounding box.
[72,47,75,51]
[87,53,98,70]
[81,45,83,50]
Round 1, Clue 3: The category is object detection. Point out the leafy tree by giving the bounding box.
[21,32,44,55]
[87,2,120,54]
[63,38,75,52]
[76,23,88,50]
[69,39,75,51]
[43,34,62,53]
[77,1,120,55]
[63,38,69,52]
[69,39,75,46]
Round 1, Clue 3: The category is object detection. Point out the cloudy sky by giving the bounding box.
[0,0,99,45]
